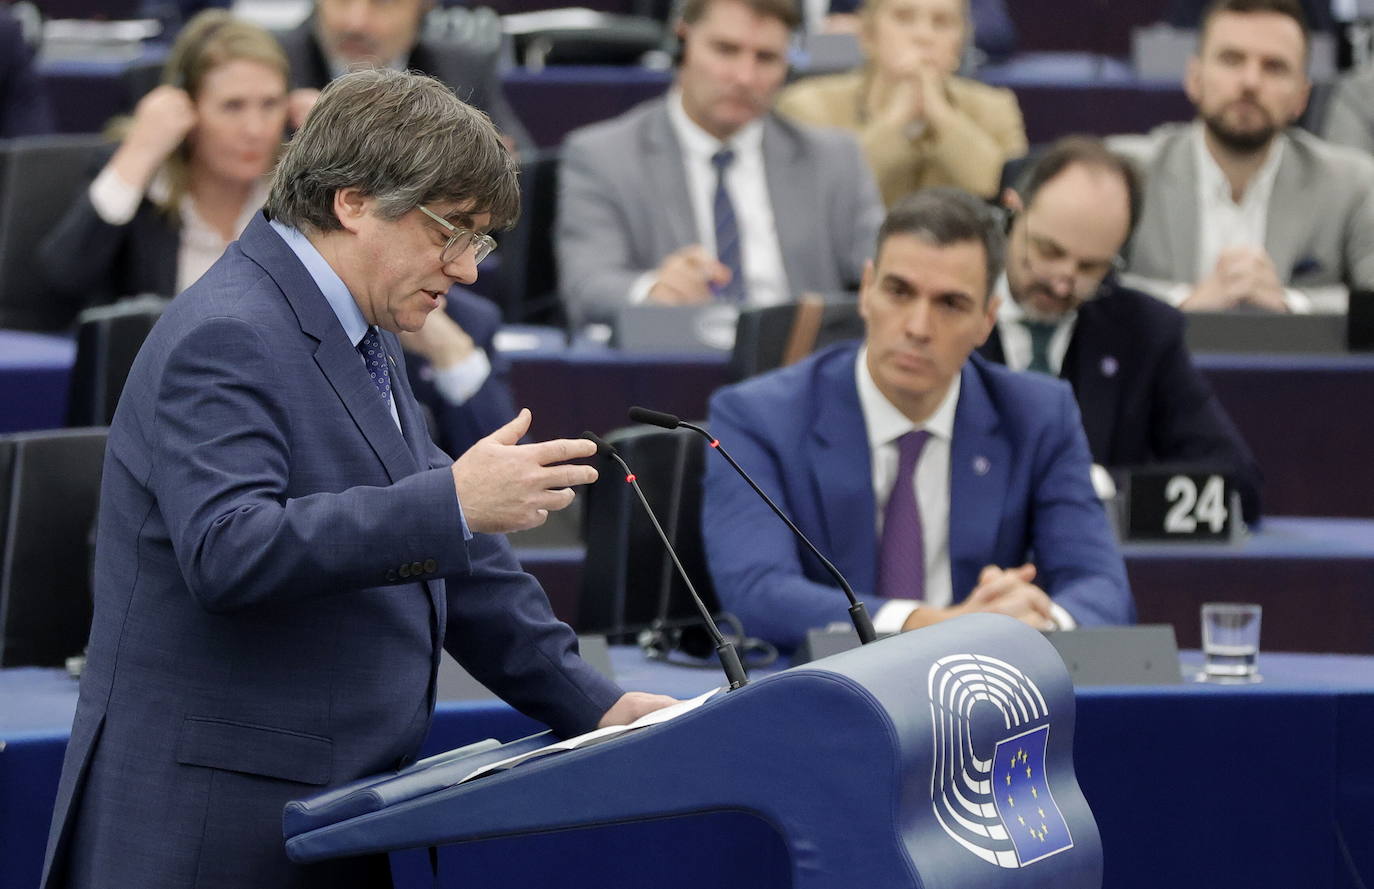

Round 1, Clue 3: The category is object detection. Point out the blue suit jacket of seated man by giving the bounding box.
[701,341,1135,650]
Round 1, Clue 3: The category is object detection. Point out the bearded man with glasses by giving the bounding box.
[977,136,1263,524]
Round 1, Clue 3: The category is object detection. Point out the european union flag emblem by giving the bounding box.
[990,724,1073,866]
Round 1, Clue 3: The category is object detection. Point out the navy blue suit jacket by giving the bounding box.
[42,215,621,889]
[978,282,1263,523]
[702,343,1133,649]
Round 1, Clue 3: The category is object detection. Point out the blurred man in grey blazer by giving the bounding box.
[556,0,884,325]
[1111,0,1374,314]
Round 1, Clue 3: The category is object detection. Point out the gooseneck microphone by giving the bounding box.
[582,432,749,690]
[628,406,878,646]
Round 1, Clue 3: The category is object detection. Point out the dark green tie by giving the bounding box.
[1021,320,1058,375]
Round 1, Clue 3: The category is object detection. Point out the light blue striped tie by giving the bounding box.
[711,147,746,303]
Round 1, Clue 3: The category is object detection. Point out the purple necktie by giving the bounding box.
[877,429,930,600]
[358,327,392,403]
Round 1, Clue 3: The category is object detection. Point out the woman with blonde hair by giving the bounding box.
[777,0,1026,205]
[40,10,289,310]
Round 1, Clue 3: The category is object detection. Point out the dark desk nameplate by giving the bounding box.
[797,624,1181,686]
[1124,469,1242,543]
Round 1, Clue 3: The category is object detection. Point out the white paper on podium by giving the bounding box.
[456,687,723,785]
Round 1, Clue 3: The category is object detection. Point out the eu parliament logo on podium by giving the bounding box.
[928,653,1073,868]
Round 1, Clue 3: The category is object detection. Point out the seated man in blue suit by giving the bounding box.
[42,70,673,889]
[702,188,1133,650]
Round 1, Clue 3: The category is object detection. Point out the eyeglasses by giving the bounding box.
[1020,219,1123,295]
[417,205,497,265]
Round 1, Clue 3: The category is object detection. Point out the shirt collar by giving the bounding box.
[269,218,370,347]
[1192,119,1286,208]
[855,346,961,450]
[666,89,765,163]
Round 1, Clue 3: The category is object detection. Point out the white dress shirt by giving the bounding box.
[90,166,270,295]
[1148,123,1315,313]
[992,273,1077,375]
[630,91,790,306]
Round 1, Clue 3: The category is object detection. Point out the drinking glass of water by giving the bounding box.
[1199,603,1262,683]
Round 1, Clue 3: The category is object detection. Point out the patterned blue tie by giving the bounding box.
[358,327,392,403]
[711,147,746,303]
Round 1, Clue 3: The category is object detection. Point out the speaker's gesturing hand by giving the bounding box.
[451,409,598,534]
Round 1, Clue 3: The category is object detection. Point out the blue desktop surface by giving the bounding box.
[3,648,1372,889]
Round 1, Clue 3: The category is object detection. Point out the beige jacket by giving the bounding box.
[777,70,1027,205]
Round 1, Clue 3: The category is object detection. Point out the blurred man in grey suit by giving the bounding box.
[556,0,884,325]
[1111,0,1374,314]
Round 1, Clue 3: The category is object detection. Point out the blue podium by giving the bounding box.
[284,615,1102,888]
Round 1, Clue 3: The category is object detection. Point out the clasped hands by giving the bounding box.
[1184,245,1289,313]
[900,563,1055,632]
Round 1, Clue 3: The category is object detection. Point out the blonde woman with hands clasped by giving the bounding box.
[777,0,1026,204]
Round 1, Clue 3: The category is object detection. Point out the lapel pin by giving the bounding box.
[972,456,991,476]
[1100,356,1119,378]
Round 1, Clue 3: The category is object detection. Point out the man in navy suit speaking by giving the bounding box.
[701,188,1133,651]
[42,69,673,889]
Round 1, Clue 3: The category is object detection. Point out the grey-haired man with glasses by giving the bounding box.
[977,136,1263,523]
[41,69,674,889]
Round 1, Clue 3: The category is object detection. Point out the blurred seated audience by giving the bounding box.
[278,0,531,152]
[809,0,1017,64]
[701,188,1132,652]
[777,0,1026,205]
[556,0,883,326]
[38,10,288,309]
[400,291,521,458]
[1111,0,1374,314]
[1,6,54,137]
[1320,65,1374,155]
[976,136,1262,524]
[39,9,513,456]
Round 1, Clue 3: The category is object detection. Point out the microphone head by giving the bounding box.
[628,406,681,429]
[581,431,614,457]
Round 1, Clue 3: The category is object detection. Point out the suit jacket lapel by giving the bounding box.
[762,115,814,294]
[238,215,418,485]
[643,105,698,251]
[1156,132,1199,279]
[1264,132,1305,277]
[1063,301,1119,461]
[810,349,878,592]
[948,362,1011,602]
[385,333,436,468]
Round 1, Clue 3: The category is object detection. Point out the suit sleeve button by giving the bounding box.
[423,559,437,574]
[399,563,411,579]
[385,569,398,583]
[410,561,424,576]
